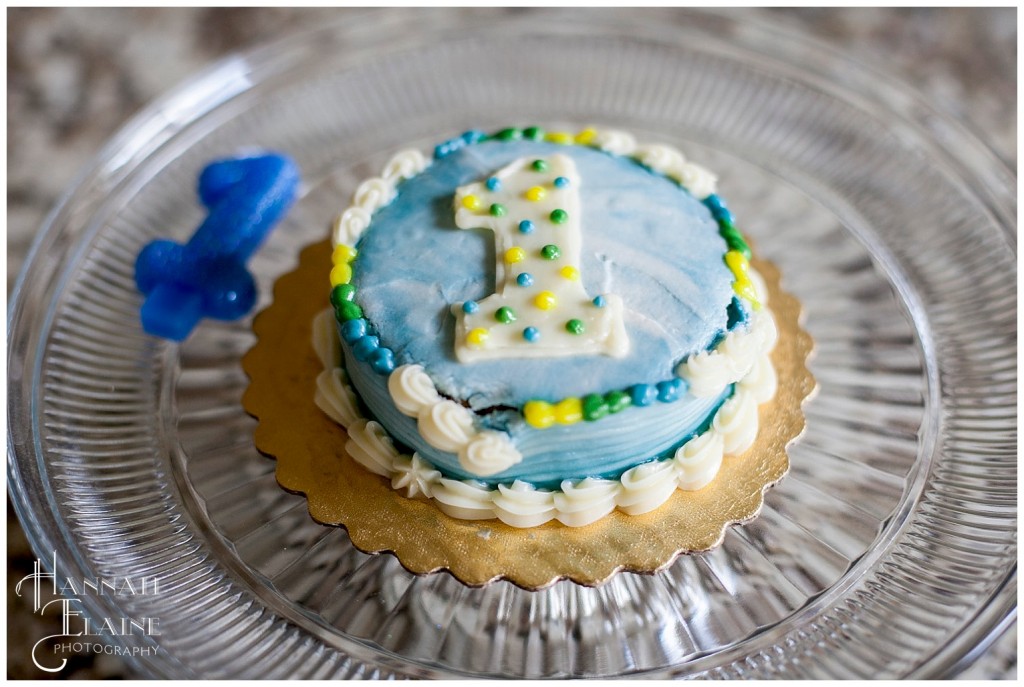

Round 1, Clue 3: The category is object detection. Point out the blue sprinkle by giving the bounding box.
[523,326,540,342]
[462,300,479,314]
[486,176,501,192]
[630,384,657,407]
[554,176,570,188]
[656,378,684,403]
[518,220,535,234]
[369,347,395,374]
[434,137,466,159]
[516,273,534,287]
[703,194,734,224]
[352,335,380,362]
[340,318,367,343]
[461,129,486,145]
[592,295,606,308]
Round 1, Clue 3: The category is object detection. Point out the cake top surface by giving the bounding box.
[351,139,736,409]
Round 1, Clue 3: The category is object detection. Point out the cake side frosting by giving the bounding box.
[317,126,775,525]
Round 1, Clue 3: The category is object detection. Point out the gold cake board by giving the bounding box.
[242,240,815,590]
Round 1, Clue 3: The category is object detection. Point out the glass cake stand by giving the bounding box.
[8,9,1016,679]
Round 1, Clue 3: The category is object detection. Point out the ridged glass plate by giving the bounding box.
[8,9,1016,679]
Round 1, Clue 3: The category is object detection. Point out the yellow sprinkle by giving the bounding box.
[546,131,574,145]
[467,327,489,348]
[733,277,761,309]
[554,397,583,425]
[461,194,482,211]
[332,244,358,264]
[724,250,750,278]
[534,291,557,310]
[525,186,546,202]
[524,400,556,429]
[505,246,526,264]
[559,265,579,281]
[575,128,598,145]
[330,262,353,287]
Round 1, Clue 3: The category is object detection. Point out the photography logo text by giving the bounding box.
[15,553,161,673]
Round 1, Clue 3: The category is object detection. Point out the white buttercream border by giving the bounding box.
[313,295,777,529]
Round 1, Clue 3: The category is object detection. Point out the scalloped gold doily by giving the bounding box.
[241,239,815,590]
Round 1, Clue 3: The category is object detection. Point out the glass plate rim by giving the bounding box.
[8,8,1016,679]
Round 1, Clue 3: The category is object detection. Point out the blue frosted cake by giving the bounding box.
[313,126,778,528]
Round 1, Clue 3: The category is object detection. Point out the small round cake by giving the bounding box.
[314,126,778,528]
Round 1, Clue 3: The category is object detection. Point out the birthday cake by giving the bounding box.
[313,126,779,528]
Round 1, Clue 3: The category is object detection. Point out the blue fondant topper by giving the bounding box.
[134,153,300,341]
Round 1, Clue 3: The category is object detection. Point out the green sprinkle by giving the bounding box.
[495,306,517,324]
[541,244,561,260]
[605,390,632,414]
[330,283,356,306]
[582,393,610,421]
[566,318,585,335]
[531,158,549,172]
[489,203,506,217]
[721,227,752,259]
[336,301,363,321]
[495,127,522,141]
[523,126,544,141]
[550,208,568,224]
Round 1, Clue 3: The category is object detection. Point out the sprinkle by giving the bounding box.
[462,300,479,314]
[724,250,750,280]
[434,137,465,159]
[524,400,555,429]
[534,291,557,310]
[332,244,358,264]
[523,126,545,141]
[490,203,506,217]
[518,219,535,234]
[554,397,583,425]
[565,319,585,335]
[352,335,379,362]
[461,194,481,211]
[330,283,356,306]
[549,208,568,224]
[553,176,570,188]
[734,277,761,310]
[336,300,363,322]
[582,394,610,422]
[592,295,606,308]
[495,127,522,141]
[656,379,684,403]
[531,159,549,172]
[340,318,367,343]
[330,262,353,287]
[541,244,561,260]
[525,186,546,202]
[467,328,489,348]
[523,326,540,342]
[546,131,574,144]
[505,246,526,264]
[369,347,395,375]
[575,128,598,145]
[630,384,657,407]
[516,272,534,287]
[486,177,501,191]
[461,129,487,145]
[605,390,632,414]
[559,265,579,281]
[703,194,734,224]
[495,306,517,324]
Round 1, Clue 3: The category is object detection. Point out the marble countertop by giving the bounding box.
[7,7,1015,680]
